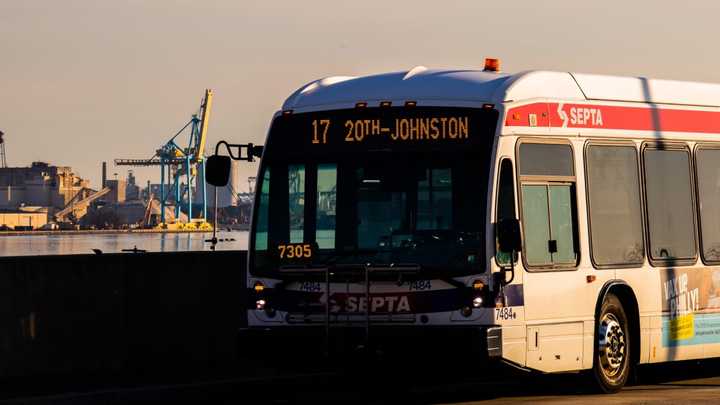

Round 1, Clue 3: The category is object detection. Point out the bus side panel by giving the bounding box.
[523,268,612,372]
[620,266,720,364]
[702,265,720,360]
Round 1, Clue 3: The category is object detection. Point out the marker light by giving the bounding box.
[282,110,293,115]
[253,281,265,293]
[380,101,392,108]
[405,101,417,107]
[256,299,266,310]
[483,58,501,72]
[472,280,485,290]
[472,297,484,308]
[355,102,368,109]
[482,103,495,109]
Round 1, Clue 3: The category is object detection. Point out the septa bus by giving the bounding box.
[207,59,720,392]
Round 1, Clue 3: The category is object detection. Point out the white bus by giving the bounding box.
[208,59,720,392]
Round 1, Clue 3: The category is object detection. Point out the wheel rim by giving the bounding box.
[598,312,626,379]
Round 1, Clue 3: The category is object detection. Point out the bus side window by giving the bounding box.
[518,143,579,269]
[644,148,696,262]
[697,148,720,263]
[586,145,644,267]
[496,159,516,265]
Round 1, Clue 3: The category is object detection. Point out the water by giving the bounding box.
[0,231,248,257]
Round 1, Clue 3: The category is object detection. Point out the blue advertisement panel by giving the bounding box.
[661,268,720,347]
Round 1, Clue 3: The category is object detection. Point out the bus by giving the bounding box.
[207,59,720,393]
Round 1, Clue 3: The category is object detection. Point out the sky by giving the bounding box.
[2,0,719,191]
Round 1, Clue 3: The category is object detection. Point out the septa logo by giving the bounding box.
[568,106,604,127]
[329,293,412,313]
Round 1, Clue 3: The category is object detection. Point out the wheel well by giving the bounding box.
[599,283,640,367]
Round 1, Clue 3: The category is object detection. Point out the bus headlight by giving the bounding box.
[472,296,483,308]
[256,299,266,310]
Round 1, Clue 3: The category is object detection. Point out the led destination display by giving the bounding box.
[313,116,470,144]
[267,107,497,158]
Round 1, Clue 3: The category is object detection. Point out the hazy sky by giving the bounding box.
[2,0,719,190]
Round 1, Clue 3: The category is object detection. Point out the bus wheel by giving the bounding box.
[592,293,630,393]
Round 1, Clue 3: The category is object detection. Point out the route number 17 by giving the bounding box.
[312,119,330,144]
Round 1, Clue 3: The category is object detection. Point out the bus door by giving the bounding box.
[513,140,601,372]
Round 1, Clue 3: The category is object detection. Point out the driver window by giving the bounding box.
[495,159,516,265]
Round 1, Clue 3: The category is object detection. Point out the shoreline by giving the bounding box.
[0,229,243,237]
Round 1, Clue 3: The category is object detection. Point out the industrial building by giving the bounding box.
[0,209,48,230]
[0,162,89,211]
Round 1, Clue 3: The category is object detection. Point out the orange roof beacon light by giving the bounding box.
[483,57,501,73]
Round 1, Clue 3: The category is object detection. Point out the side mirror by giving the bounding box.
[497,218,522,253]
[206,155,231,187]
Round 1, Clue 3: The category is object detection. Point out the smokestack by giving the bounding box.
[102,161,107,188]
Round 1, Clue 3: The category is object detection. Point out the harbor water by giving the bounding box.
[0,230,248,257]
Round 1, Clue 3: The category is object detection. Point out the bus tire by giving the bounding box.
[592,293,631,393]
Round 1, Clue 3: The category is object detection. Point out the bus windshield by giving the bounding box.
[250,107,498,277]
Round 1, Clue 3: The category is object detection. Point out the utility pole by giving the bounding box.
[248,176,256,194]
[0,130,7,168]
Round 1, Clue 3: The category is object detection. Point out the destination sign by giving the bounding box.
[312,116,470,145]
[267,107,497,158]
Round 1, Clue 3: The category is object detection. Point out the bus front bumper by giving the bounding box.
[237,325,502,361]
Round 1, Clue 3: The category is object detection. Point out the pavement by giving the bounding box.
[2,358,720,404]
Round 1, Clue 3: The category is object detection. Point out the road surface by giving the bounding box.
[2,359,720,404]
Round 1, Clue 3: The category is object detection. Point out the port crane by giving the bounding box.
[115,89,213,229]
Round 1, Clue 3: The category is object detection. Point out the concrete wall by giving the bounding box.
[0,250,246,377]
[0,186,24,207]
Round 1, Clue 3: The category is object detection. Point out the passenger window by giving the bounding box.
[495,159,517,265]
[316,164,337,249]
[254,168,270,251]
[519,142,578,268]
[519,143,574,177]
[695,148,720,262]
[586,145,644,266]
[288,164,305,243]
[643,149,696,261]
[549,185,575,264]
[521,185,552,265]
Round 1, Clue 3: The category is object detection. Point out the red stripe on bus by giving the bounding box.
[505,103,720,134]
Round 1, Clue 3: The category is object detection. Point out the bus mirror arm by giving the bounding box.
[206,140,264,187]
[503,257,515,285]
[495,218,521,288]
[213,140,264,162]
[493,257,515,289]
